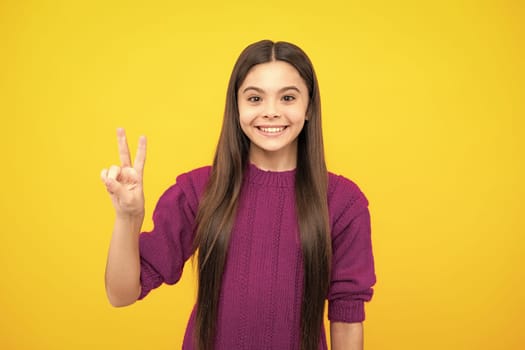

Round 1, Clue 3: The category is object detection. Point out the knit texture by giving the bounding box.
[138,164,376,349]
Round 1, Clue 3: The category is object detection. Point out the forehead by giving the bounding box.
[240,61,306,91]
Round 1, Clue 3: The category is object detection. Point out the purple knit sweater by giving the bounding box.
[138,164,376,349]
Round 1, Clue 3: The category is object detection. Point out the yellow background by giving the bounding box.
[1,0,523,349]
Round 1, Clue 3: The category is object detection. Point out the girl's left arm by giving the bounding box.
[327,176,376,349]
[330,321,363,350]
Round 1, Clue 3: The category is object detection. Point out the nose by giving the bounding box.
[263,112,280,119]
[263,101,280,119]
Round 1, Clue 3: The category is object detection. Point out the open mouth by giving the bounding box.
[256,126,287,134]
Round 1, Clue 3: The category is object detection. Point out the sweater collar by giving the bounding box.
[245,163,296,188]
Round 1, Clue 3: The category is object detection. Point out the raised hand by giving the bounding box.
[101,128,147,218]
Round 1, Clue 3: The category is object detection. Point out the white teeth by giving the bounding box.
[259,127,285,133]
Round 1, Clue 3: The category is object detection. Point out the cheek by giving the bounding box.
[290,104,308,122]
[238,113,254,137]
[238,106,259,126]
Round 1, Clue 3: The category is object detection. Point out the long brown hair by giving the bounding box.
[193,40,331,350]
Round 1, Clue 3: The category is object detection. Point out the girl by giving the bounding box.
[101,40,376,350]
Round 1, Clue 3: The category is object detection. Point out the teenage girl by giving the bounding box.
[101,40,376,350]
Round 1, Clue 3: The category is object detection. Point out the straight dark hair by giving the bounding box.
[193,40,331,350]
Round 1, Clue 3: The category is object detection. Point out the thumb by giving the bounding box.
[104,177,122,195]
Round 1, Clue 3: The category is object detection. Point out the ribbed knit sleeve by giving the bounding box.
[137,167,210,300]
[327,175,376,323]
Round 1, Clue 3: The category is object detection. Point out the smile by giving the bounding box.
[257,126,287,134]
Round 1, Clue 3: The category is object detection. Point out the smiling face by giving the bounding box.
[237,60,309,171]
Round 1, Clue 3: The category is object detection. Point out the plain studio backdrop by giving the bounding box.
[0,0,523,349]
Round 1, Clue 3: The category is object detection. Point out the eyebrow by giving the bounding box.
[241,86,301,94]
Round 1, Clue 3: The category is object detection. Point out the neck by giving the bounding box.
[248,145,297,172]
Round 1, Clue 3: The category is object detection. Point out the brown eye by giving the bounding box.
[282,95,295,102]
[248,96,261,102]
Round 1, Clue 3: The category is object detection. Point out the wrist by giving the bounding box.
[115,208,144,220]
[115,211,144,231]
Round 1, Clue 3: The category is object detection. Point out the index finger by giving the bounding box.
[134,135,147,174]
[117,128,132,167]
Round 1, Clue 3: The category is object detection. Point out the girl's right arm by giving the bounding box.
[101,128,147,307]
